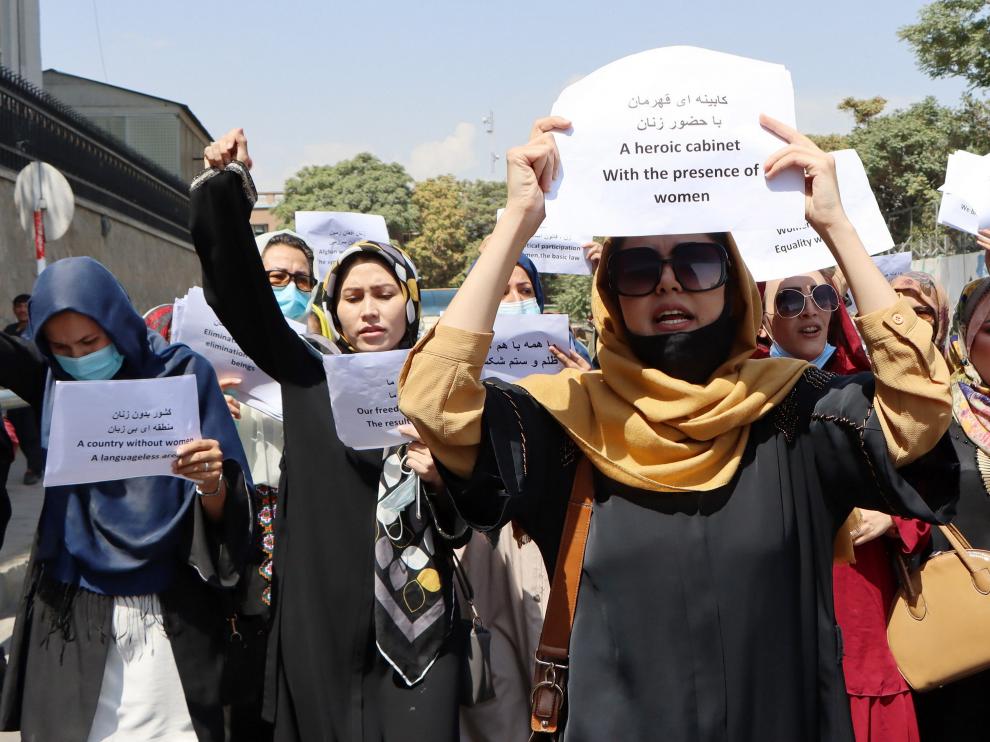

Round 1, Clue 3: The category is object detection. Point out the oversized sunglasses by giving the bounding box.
[266,269,316,292]
[774,284,840,318]
[607,243,728,296]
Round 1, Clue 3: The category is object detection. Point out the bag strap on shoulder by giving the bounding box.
[529,457,595,738]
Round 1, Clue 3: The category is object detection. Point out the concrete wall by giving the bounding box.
[0,166,200,327]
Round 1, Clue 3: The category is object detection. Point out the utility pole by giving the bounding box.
[482,109,499,176]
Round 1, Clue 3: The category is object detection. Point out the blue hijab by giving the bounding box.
[515,253,546,312]
[30,257,250,596]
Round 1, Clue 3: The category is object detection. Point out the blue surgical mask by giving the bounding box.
[54,343,125,380]
[273,283,311,321]
[497,298,541,316]
[770,340,837,370]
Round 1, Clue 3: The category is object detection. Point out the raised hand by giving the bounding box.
[203,127,253,170]
[761,114,847,233]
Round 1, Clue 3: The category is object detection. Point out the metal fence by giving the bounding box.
[0,65,190,242]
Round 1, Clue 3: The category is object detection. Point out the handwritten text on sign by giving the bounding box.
[295,211,391,279]
[171,287,302,420]
[323,348,413,450]
[483,314,571,383]
[44,376,202,487]
[544,46,803,236]
[732,150,894,281]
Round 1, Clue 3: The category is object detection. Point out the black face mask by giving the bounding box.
[625,297,734,385]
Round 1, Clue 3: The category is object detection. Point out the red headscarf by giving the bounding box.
[753,276,870,375]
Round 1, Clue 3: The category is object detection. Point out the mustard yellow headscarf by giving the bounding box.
[515,234,809,492]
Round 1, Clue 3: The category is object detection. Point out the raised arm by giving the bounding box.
[399,117,569,476]
[763,115,951,465]
[0,332,47,412]
[189,129,321,387]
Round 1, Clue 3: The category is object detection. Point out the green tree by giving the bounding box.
[405,175,470,288]
[460,180,507,244]
[274,153,418,242]
[842,96,990,249]
[837,96,888,125]
[899,0,990,89]
[545,274,594,326]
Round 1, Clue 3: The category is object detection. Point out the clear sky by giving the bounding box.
[39,0,971,191]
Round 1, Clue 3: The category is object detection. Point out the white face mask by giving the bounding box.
[497,298,541,316]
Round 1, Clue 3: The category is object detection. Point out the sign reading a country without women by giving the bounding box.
[544,46,804,236]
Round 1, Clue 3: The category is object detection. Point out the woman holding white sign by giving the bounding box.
[0,257,253,742]
[191,131,465,742]
[399,116,956,741]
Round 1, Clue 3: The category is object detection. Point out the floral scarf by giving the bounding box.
[946,277,990,454]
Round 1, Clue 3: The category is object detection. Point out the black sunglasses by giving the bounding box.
[607,243,729,296]
[266,269,316,293]
[774,284,840,318]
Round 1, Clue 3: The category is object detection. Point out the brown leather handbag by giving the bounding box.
[887,523,990,691]
[529,458,594,740]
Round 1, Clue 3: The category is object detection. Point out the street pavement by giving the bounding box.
[0,453,41,742]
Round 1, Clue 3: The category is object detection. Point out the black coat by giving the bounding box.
[189,167,462,742]
[436,370,957,742]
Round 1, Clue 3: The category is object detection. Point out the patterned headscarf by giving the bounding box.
[314,240,420,353]
[313,240,446,682]
[946,277,990,454]
[890,271,949,351]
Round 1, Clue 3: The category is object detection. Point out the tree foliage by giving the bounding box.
[837,96,888,125]
[405,176,470,288]
[273,153,418,242]
[831,95,990,247]
[899,0,990,89]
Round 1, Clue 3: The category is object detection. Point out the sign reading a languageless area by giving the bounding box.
[44,375,202,487]
[544,46,804,236]
[323,349,413,450]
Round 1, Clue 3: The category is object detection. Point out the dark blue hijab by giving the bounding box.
[30,257,250,596]
[515,253,546,311]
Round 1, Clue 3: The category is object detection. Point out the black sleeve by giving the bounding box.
[0,332,47,412]
[188,165,323,387]
[433,379,578,568]
[184,461,253,590]
[800,368,958,525]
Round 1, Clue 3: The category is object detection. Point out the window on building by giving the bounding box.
[252,224,267,236]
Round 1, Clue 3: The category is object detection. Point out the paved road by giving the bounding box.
[0,453,43,742]
[2,456,43,568]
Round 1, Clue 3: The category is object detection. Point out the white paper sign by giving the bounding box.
[172,288,304,421]
[323,349,413,450]
[44,376,201,487]
[937,151,990,236]
[483,314,571,383]
[295,211,391,278]
[733,150,895,281]
[496,209,593,275]
[544,46,804,236]
[873,251,912,281]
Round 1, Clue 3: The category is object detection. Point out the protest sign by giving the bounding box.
[323,349,413,450]
[937,150,990,236]
[483,314,571,383]
[733,150,894,281]
[497,209,593,275]
[543,46,804,236]
[873,251,912,281]
[172,287,304,420]
[295,211,391,278]
[44,376,201,487]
